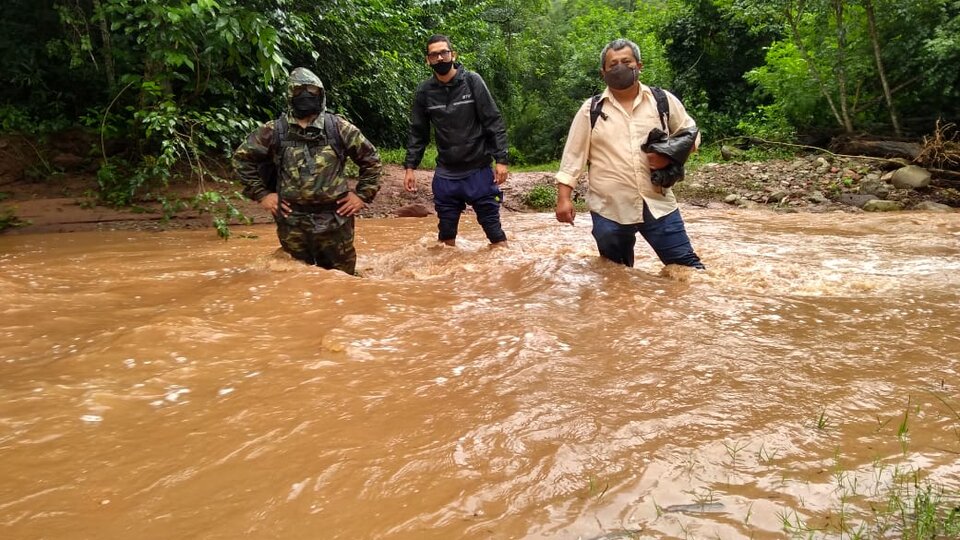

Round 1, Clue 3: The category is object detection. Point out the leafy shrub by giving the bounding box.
[524,184,557,210]
[507,146,526,166]
[379,146,438,169]
[193,190,252,240]
[0,208,28,232]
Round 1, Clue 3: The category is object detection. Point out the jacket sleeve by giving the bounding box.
[232,121,275,202]
[468,72,509,165]
[340,118,383,203]
[403,85,430,170]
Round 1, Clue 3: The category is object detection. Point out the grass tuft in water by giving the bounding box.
[777,395,960,539]
[816,407,830,431]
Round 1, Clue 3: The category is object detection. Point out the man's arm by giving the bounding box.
[340,119,383,204]
[232,122,275,202]
[554,100,592,224]
[469,72,509,165]
[403,86,431,170]
[646,91,700,176]
[555,100,591,189]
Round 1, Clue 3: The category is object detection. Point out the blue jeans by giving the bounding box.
[591,206,704,269]
[432,167,506,243]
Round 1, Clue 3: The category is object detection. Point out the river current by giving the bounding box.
[1,208,959,539]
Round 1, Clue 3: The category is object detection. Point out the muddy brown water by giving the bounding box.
[2,209,959,539]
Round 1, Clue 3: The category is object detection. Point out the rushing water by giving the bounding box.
[1,208,959,539]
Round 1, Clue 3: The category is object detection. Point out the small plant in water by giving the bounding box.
[586,476,610,502]
[774,397,960,539]
[816,408,829,430]
[757,442,780,463]
[691,487,717,507]
[723,440,750,471]
[898,398,911,441]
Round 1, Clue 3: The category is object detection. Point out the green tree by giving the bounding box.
[738,0,959,136]
[660,0,782,138]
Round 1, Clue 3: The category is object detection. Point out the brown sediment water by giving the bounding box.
[1,209,958,539]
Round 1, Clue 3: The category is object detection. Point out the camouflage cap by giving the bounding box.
[287,67,326,113]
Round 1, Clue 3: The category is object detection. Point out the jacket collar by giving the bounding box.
[285,111,325,130]
[430,63,465,87]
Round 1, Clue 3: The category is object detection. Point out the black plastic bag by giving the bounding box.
[641,127,699,189]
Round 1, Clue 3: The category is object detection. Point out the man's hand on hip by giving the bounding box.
[258,193,290,217]
[336,192,366,216]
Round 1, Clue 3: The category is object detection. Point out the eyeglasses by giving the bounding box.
[293,86,321,97]
[427,49,453,61]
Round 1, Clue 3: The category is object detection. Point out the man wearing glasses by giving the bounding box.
[403,34,510,247]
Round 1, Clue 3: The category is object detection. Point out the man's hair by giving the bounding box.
[600,39,641,69]
[426,34,453,54]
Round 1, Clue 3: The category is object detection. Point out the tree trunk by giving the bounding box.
[829,136,920,160]
[863,0,902,136]
[91,0,116,90]
[832,0,854,133]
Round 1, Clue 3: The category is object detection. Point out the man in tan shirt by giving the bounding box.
[555,38,704,269]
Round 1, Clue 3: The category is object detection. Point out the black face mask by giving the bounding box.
[431,60,454,76]
[603,64,638,90]
[291,94,322,118]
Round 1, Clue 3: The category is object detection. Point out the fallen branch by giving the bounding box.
[710,136,907,165]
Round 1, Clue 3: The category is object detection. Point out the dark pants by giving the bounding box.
[591,205,704,269]
[432,167,506,243]
[276,212,357,274]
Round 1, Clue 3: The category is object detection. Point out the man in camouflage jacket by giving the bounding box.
[233,67,382,275]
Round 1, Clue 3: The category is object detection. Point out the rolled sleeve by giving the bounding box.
[555,100,592,188]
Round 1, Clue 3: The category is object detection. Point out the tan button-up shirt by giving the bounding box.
[555,84,698,224]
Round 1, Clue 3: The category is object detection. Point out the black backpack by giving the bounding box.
[590,86,670,131]
[257,112,346,194]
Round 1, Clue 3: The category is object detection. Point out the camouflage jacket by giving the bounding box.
[233,113,382,205]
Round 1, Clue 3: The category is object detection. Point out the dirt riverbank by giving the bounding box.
[1,155,956,235]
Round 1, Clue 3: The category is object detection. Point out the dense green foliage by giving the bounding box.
[2,0,958,204]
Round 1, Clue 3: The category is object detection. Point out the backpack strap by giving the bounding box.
[589,94,607,129]
[650,86,670,131]
[324,112,346,178]
[589,87,669,131]
[272,115,288,164]
[269,114,289,197]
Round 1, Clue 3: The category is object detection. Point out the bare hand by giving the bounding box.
[403,169,417,192]
[336,192,366,216]
[259,192,290,217]
[494,163,508,185]
[646,152,672,170]
[555,198,576,225]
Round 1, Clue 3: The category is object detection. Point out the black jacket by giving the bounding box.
[404,66,509,172]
